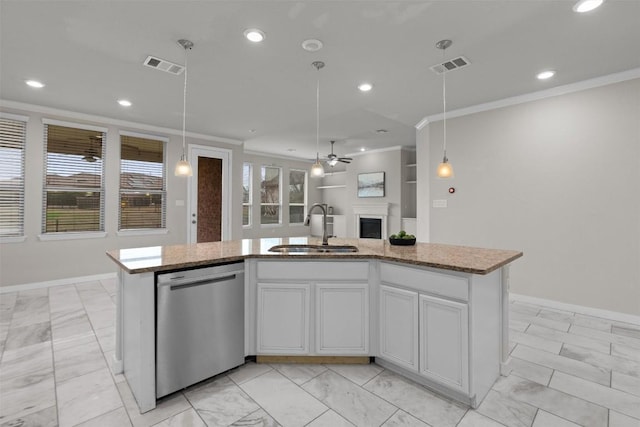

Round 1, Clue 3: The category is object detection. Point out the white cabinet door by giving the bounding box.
[332,215,346,238]
[315,283,369,355]
[379,285,419,372]
[310,214,323,237]
[257,283,310,354]
[419,294,469,393]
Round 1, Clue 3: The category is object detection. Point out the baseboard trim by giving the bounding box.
[511,293,640,326]
[256,355,370,365]
[0,272,117,294]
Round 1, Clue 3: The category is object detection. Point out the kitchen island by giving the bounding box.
[107,237,522,412]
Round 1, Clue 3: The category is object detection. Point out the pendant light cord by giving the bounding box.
[442,55,447,160]
[316,73,320,162]
[182,48,188,159]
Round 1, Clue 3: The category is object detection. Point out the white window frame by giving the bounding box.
[39,118,107,240]
[260,165,282,227]
[288,168,308,225]
[0,113,28,243]
[117,131,168,235]
[242,162,253,228]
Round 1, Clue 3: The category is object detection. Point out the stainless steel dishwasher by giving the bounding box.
[156,262,244,398]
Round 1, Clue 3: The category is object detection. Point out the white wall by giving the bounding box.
[241,152,321,239]
[344,148,403,238]
[416,126,430,242]
[418,78,640,316]
[0,105,243,287]
[318,166,348,216]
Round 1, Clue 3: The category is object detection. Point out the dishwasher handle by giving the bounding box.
[169,274,237,291]
[157,268,244,288]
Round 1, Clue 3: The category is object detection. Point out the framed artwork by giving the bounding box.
[357,172,385,197]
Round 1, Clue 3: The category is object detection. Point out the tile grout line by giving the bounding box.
[47,287,62,427]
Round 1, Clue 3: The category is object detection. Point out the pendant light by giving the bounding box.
[310,61,326,178]
[174,39,194,177]
[436,39,454,179]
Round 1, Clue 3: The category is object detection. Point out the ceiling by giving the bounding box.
[1,1,639,161]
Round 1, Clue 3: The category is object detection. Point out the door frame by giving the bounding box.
[187,144,232,243]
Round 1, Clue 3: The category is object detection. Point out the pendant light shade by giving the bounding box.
[175,157,192,176]
[310,61,325,178]
[175,39,193,177]
[310,160,325,177]
[436,39,454,179]
[436,158,454,178]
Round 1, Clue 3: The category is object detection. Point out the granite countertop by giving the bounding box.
[106,237,522,275]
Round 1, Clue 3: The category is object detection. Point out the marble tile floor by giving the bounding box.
[0,280,639,427]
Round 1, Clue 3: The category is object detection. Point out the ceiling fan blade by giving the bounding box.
[338,157,352,161]
[339,159,351,164]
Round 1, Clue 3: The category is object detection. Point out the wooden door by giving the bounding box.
[196,156,222,242]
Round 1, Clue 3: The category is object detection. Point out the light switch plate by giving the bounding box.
[175,200,185,206]
[433,199,447,208]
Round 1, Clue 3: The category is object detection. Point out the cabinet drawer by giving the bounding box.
[257,261,369,281]
[380,262,468,301]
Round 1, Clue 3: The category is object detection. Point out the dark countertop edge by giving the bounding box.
[108,251,523,276]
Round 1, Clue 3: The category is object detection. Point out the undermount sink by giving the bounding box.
[268,244,359,253]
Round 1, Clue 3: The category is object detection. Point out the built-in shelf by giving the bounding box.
[317,185,346,189]
[323,171,347,176]
[406,164,417,168]
[405,181,416,184]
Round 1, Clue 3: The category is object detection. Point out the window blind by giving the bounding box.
[119,134,166,230]
[0,117,27,237]
[42,124,105,233]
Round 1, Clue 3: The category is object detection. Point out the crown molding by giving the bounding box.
[0,99,243,145]
[415,67,640,130]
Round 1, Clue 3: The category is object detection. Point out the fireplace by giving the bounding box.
[353,203,389,240]
[360,218,382,239]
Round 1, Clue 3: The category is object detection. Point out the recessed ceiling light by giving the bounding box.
[301,39,323,52]
[358,83,373,92]
[25,80,45,88]
[244,29,265,43]
[249,129,256,133]
[376,129,388,134]
[287,148,296,152]
[360,147,366,152]
[537,70,555,80]
[117,99,132,107]
[573,0,605,13]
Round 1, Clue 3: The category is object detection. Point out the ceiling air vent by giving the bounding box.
[143,56,185,75]
[430,56,470,74]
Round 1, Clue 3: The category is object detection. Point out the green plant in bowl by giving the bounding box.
[389,230,416,245]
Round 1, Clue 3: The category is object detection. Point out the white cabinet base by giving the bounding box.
[419,294,469,393]
[257,283,310,354]
[379,285,419,372]
[316,283,369,354]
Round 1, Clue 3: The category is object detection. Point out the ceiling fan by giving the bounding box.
[326,140,352,166]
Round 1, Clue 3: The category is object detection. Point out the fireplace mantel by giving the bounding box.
[353,203,389,239]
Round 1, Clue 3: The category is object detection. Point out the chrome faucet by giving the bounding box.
[303,203,329,245]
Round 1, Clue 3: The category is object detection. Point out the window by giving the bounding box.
[42,121,106,233]
[0,114,27,238]
[242,163,252,227]
[119,133,166,230]
[260,166,281,225]
[289,169,307,224]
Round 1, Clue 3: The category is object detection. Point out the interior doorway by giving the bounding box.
[188,145,232,243]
